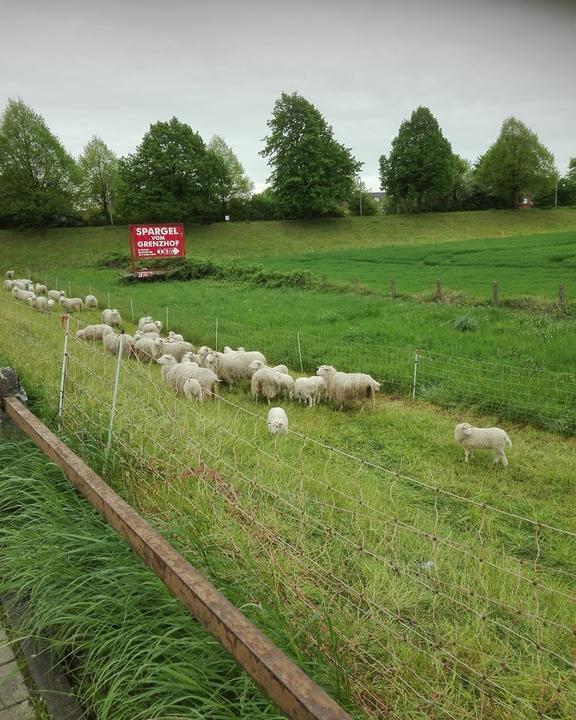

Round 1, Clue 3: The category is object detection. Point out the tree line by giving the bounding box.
[0,94,574,227]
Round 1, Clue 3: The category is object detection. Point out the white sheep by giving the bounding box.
[292,376,327,407]
[30,296,55,311]
[277,373,294,397]
[137,316,154,330]
[196,346,214,367]
[102,308,122,327]
[207,350,267,385]
[167,331,184,343]
[5,270,14,279]
[34,283,47,295]
[250,362,283,404]
[11,281,29,292]
[84,294,98,308]
[316,365,380,411]
[132,335,161,362]
[47,289,65,302]
[152,338,195,363]
[183,378,204,402]
[103,331,134,358]
[272,364,289,375]
[267,407,289,435]
[454,423,512,466]
[4,279,14,290]
[13,288,35,302]
[157,355,219,397]
[140,320,163,334]
[75,324,115,341]
[60,297,84,313]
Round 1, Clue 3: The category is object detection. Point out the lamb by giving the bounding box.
[454,423,512,466]
[316,365,380,411]
[183,378,204,402]
[207,350,267,385]
[103,331,134,358]
[152,338,194,363]
[167,331,184,343]
[60,297,84,313]
[196,346,214,367]
[102,308,122,327]
[292,376,327,407]
[276,372,294,397]
[48,290,65,302]
[11,280,30,292]
[75,324,115,341]
[157,355,219,397]
[34,283,47,295]
[12,288,35,302]
[4,279,14,290]
[272,364,289,375]
[132,335,161,362]
[84,294,98,308]
[250,363,283,404]
[5,270,14,279]
[30,296,55,311]
[267,407,289,435]
[140,320,163,334]
[137,316,154,330]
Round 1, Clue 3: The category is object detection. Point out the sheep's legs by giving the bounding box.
[494,450,508,467]
[464,449,471,462]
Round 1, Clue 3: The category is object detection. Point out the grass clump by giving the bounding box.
[453,314,478,332]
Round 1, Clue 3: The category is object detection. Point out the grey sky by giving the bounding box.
[2,0,575,191]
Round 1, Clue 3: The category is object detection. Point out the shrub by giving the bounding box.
[453,314,478,332]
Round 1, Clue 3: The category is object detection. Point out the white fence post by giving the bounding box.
[165,306,169,332]
[297,332,304,374]
[57,314,71,431]
[130,298,134,322]
[105,332,125,464]
[107,291,111,308]
[215,318,219,351]
[412,349,419,400]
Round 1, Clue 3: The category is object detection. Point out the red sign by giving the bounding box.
[129,224,185,260]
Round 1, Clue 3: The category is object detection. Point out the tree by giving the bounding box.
[78,136,119,224]
[451,154,474,210]
[349,177,379,216]
[118,117,222,222]
[261,92,362,219]
[380,106,455,213]
[475,117,557,208]
[207,135,254,214]
[557,157,576,206]
[0,98,79,226]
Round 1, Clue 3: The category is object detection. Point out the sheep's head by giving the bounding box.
[316,365,335,378]
[223,346,233,354]
[197,345,212,358]
[205,353,220,370]
[454,423,473,441]
[249,359,265,371]
[47,299,55,308]
[154,321,163,330]
[153,337,164,349]
[157,354,176,366]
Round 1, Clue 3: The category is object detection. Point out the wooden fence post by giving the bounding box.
[492,281,499,306]
[389,279,397,298]
[354,276,360,291]
[435,279,444,301]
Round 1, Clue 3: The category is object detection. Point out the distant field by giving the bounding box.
[251,231,576,300]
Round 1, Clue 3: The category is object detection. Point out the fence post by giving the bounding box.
[354,276,360,291]
[165,306,169,332]
[215,318,219,351]
[130,298,134,322]
[296,332,304,374]
[559,283,566,310]
[107,291,111,308]
[390,279,397,298]
[492,281,499,305]
[321,273,326,287]
[435,279,443,301]
[105,332,125,464]
[57,314,71,431]
[68,281,72,298]
[412,349,419,400]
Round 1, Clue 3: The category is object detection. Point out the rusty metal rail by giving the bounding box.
[3,395,352,720]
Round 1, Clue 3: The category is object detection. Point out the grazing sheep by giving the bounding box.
[30,296,55,311]
[157,355,219,397]
[292,376,327,407]
[60,297,84,313]
[75,324,115,341]
[137,316,154,330]
[316,365,380,411]
[47,289,65,302]
[207,350,267,385]
[102,308,122,327]
[84,294,98,308]
[272,364,289,375]
[183,378,204,402]
[277,373,294,397]
[4,279,14,290]
[11,280,30,292]
[454,423,512,466]
[250,364,283,404]
[140,320,163,334]
[103,331,134,357]
[196,346,214,367]
[12,288,35,302]
[34,283,47,295]
[267,407,289,435]
[167,331,184,343]
[5,270,14,279]
[152,338,194,363]
[132,335,162,362]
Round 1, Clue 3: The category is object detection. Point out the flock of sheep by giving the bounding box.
[3,270,513,464]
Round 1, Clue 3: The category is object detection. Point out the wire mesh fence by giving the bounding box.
[1,289,575,719]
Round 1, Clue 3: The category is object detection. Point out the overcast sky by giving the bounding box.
[1,0,574,191]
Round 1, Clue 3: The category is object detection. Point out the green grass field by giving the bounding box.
[1,210,576,717]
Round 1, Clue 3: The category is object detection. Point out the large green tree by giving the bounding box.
[557,157,576,206]
[78,136,119,224]
[118,117,225,222]
[380,106,455,213]
[0,98,79,226]
[261,92,362,219]
[207,135,253,214]
[475,117,557,208]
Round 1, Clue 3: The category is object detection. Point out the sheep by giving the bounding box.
[152,338,194,363]
[183,378,204,402]
[5,270,14,279]
[47,289,65,302]
[75,324,115,341]
[196,346,214,367]
[33,283,47,295]
[60,297,84,313]
[277,372,294,397]
[103,331,134,358]
[316,365,380,411]
[102,308,122,327]
[167,331,184,343]
[156,355,219,397]
[223,346,233,354]
[454,423,512,466]
[4,279,14,290]
[30,296,55,311]
[292,376,327,407]
[250,363,283,404]
[137,316,154,330]
[140,320,163,334]
[11,280,30,291]
[84,294,98,308]
[272,364,289,375]
[132,335,162,362]
[267,407,289,435]
[12,288,35,302]
[207,350,267,385]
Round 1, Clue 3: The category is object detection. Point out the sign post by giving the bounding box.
[128,223,185,276]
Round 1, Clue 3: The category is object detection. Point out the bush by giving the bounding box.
[453,314,478,332]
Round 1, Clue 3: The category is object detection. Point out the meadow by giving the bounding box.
[1,210,576,717]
